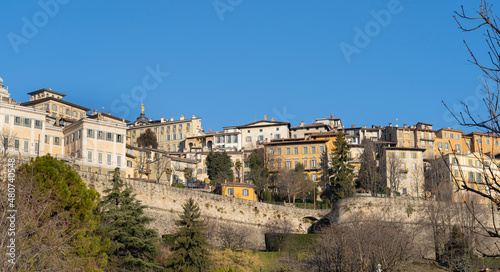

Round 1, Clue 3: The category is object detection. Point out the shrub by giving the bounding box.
[209,249,263,272]
[261,191,273,202]
[171,183,185,188]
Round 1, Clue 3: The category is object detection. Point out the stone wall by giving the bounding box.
[78,171,327,249]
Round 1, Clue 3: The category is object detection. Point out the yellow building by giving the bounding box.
[435,128,467,156]
[263,136,333,182]
[464,131,500,156]
[382,122,436,160]
[217,183,258,201]
[443,152,495,204]
[127,108,203,152]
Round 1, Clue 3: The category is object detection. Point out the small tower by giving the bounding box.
[0,76,11,100]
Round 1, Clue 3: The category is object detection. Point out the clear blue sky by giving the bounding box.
[0,1,493,132]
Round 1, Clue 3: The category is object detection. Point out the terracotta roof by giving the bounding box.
[290,123,330,130]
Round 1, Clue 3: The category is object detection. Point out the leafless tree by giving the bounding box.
[424,157,453,201]
[385,153,402,197]
[151,153,171,183]
[277,169,314,204]
[307,213,416,272]
[411,163,425,198]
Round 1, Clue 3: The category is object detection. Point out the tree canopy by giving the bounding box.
[137,128,158,149]
[329,132,354,200]
[206,151,234,185]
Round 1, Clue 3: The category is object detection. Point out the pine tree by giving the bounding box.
[330,132,354,201]
[206,151,234,185]
[167,198,210,271]
[100,169,162,271]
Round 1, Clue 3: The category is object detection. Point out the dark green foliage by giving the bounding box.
[261,191,273,202]
[167,198,210,271]
[329,132,355,201]
[439,226,472,272]
[171,182,186,188]
[358,139,382,196]
[206,151,234,185]
[265,233,320,252]
[100,169,161,271]
[15,155,109,270]
[137,128,158,149]
[249,151,270,196]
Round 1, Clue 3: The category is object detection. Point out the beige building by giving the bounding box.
[382,122,436,161]
[236,116,291,150]
[382,146,425,197]
[0,77,128,176]
[127,109,203,152]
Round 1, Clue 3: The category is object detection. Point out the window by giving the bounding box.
[242,189,249,196]
[294,147,298,154]
[400,152,405,158]
[275,134,281,139]
[179,124,183,130]
[23,118,31,128]
[106,132,113,141]
[14,116,21,126]
[34,120,42,129]
[66,109,70,115]
[154,128,157,133]
[117,155,122,166]
[179,133,183,139]
[87,129,95,138]
[98,152,103,164]
[97,131,104,140]
[402,188,407,195]
[117,134,123,143]
[496,141,499,146]
[52,104,57,111]
[228,188,234,196]
[4,114,8,124]
[477,173,483,182]
[187,123,190,130]
[312,174,317,181]
[277,147,282,155]
[286,161,292,169]
[246,136,251,142]
[398,131,403,137]
[450,133,454,139]
[167,135,171,141]
[88,167,92,172]
[44,135,49,144]
[311,146,316,154]
[413,163,417,170]
[23,140,29,153]
[258,135,264,141]
[234,135,238,143]
[319,145,324,153]
[259,129,263,132]
[54,137,60,146]
[475,160,481,167]
[88,150,93,162]
[455,144,461,152]
[72,111,77,117]
[487,139,491,145]
[311,159,317,169]
[173,125,176,131]
[412,152,417,159]
[444,143,449,151]
[107,153,112,165]
[469,172,474,182]
[303,159,308,168]
[286,147,290,155]
[14,139,19,150]
[173,134,177,140]
[444,132,448,138]
[303,146,308,154]
[478,138,483,144]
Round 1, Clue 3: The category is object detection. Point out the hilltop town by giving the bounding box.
[0,75,493,204]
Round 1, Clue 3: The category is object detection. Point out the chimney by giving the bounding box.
[192,115,196,119]
[92,109,97,115]
[49,87,52,91]
[149,118,152,122]
[160,117,164,122]
[404,124,407,128]
[107,111,110,115]
[170,117,174,121]
[208,129,212,133]
[389,122,392,127]
[330,115,333,118]
[351,124,354,128]
[180,115,185,120]
[271,118,275,121]
[264,115,268,121]
[300,121,304,127]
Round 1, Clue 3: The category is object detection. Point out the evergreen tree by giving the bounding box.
[100,169,162,271]
[14,155,109,271]
[358,139,382,196]
[137,128,159,149]
[167,198,210,271]
[248,151,269,197]
[329,132,354,201]
[206,151,234,185]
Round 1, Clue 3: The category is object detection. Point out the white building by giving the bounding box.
[236,115,290,150]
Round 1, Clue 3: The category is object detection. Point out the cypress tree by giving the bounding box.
[330,132,355,201]
[100,169,162,271]
[167,198,210,271]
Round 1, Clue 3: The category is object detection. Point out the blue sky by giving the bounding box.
[0,1,494,132]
